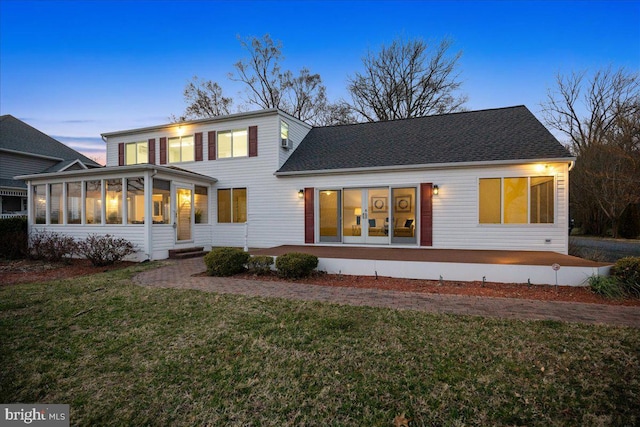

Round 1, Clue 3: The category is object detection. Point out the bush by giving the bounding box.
[77,234,137,266]
[204,247,250,277]
[0,217,28,259]
[588,275,624,299]
[247,255,274,275]
[611,257,640,298]
[29,230,77,263]
[275,252,319,279]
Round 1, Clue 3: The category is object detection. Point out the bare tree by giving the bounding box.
[542,67,640,236]
[172,77,233,122]
[347,37,467,122]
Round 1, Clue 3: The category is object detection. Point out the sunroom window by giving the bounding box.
[66,182,82,224]
[106,179,123,224]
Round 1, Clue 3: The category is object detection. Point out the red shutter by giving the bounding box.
[248,125,258,157]
[208,131,216,160]
[420,183,433,247]
[304,187,314,244]
[118,143,124,166]
[195,132,203,161]
[148,138,156,164]
[159,137,167,164]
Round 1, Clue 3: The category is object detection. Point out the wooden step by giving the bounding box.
[168,247,205,259]
[172,250,208,260]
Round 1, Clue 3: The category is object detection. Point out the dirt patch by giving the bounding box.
[0,259,136,286]
[232,271,640,307]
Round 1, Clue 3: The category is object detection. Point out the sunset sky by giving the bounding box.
[1,0,638,164]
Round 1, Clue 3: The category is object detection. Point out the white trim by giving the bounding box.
[275,158,577,177]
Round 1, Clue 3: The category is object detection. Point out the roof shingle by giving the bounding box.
[278,106,572,174]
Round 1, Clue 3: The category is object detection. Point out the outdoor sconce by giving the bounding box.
[433,185,439,196]
[298,189,304,199]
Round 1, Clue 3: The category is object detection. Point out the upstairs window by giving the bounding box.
[168,135,194,163]
[479,176,555,224]
[218,129,248,158]
[125,141,148,165]
[280,121,291,149]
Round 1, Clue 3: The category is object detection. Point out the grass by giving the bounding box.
[1,265,639,426]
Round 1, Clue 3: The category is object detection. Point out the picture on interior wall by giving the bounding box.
[371,196,387,213]
[395,195,412,213]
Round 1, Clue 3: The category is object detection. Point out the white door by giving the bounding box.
[342,188,389,244]
[176,187,192,242]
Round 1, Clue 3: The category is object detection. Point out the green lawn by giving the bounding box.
[1,264,639,426]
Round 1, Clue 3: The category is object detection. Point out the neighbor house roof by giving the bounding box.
[277,106,573,175]
[0,115,101,167]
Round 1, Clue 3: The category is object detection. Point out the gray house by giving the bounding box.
[0,115,101,216]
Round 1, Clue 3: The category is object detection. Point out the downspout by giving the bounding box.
[568,160,575,172]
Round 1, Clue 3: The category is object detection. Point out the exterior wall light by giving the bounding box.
[433,185,439,196]
[298,189,304,199]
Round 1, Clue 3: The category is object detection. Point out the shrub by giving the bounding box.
[611,257,640,298]
[588,275,624,299]
[29,230,77,263]
[77,234,136,266]
[275,252,319,279]
[204,247,250,277]
[0,217,28,260]
[247,255,274,275]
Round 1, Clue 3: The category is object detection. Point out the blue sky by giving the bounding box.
[1,0,639,164]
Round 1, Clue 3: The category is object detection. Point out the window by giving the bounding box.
[127,177,145,224]
[125,141,148,165]
[168,135,194,163]
[86,180,102,224]
[106,179,123,224]
[34,184,46,224]
[281,121,289,147]
[152,179,170,224]
[194,185,208,224]
[49,184,63,224]
[217,188,246,223]
[479,176,554,224]
[67,182,82,224]
[217,129,248,158]
[391,187,417,243]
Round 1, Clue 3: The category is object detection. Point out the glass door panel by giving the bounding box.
[319,190,341,242]
[176,188,192,241]
[391,187,417,244]
[343,189,363,243]
[366,188,389,244]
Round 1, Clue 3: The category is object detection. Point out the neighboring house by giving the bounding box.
[1,115,101,217]
[16,106,575,261]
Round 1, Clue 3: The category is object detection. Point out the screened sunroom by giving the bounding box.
[17,165,217,261]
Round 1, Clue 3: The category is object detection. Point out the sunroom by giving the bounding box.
[16,165,217,261]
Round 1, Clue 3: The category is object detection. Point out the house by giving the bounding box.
[16,106,577,268]
[1,115,101,217]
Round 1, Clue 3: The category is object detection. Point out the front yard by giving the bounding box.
[1,264,639,426]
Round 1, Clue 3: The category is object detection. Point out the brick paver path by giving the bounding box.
[134,258,640,328]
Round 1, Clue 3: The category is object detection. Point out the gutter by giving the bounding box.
[275,157,578,177]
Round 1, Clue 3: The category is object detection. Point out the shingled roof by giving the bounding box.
[0,115,101,167]
[277,106,573,175]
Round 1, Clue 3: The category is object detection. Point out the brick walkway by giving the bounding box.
[134,258,640,328]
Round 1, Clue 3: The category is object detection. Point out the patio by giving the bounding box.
[250,245,611,286]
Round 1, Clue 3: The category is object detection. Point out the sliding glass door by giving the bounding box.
[343,188,389,244]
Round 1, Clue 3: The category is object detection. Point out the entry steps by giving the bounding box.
[168,246,207,260]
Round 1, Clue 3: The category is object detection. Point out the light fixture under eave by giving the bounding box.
[433,185,439,196]
[298,189,304,199]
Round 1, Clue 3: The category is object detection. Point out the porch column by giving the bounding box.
[144,171,154,260]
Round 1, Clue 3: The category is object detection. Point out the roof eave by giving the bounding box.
[15,164,218,183]
[100,108,298,138]
[275,157,577,177]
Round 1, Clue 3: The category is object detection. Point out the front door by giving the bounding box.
[343,188,389,244]
[176,187,192,242]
